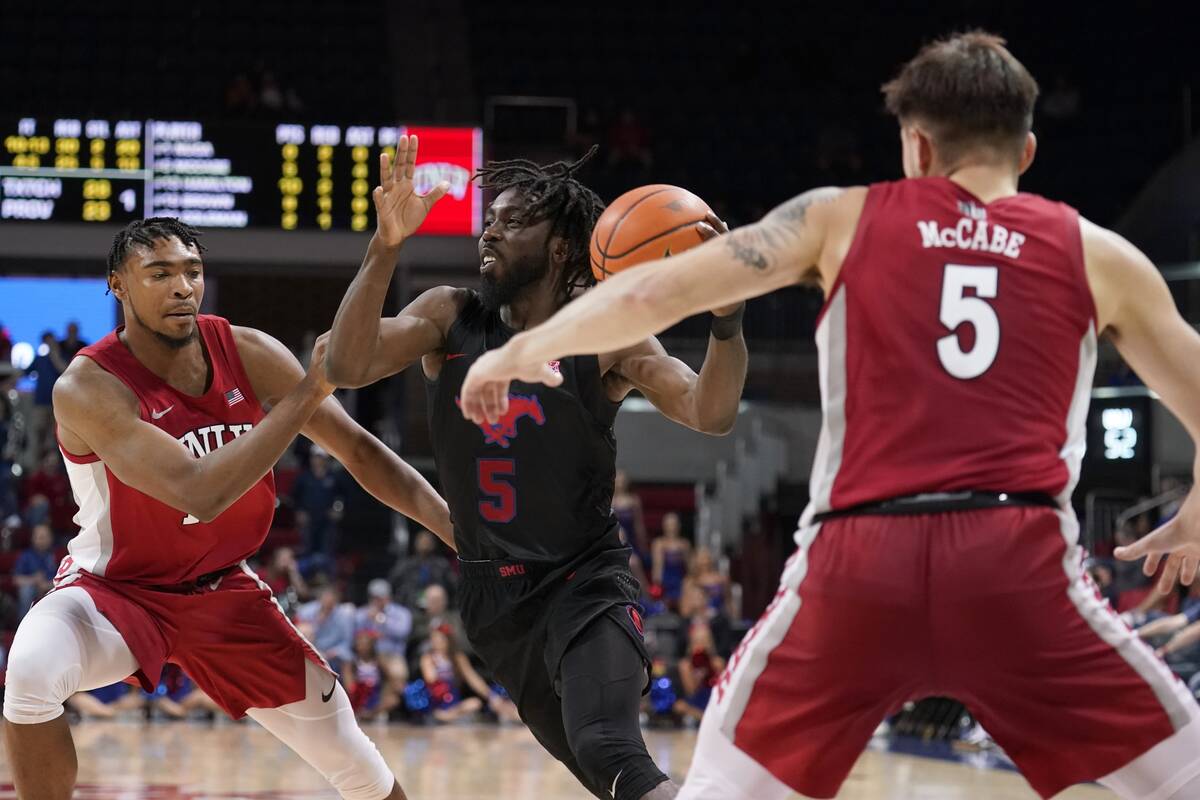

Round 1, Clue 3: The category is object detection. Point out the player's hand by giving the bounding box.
[695,212,742,317]
[307,332,336,397]
[459,347,563,426]
[1115,489,1200,592]
[374,134,451,247]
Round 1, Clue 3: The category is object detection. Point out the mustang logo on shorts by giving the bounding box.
[627,606,644,638]
[457,393,546,448]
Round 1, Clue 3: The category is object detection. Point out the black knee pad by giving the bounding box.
[560,613,669,800]
[568,721,666,800]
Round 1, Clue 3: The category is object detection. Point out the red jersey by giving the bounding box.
[805,177,1096,519]
[58,315,273,585]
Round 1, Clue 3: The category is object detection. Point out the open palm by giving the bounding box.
[374,134,450,246]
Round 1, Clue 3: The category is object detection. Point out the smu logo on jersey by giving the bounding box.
[456,394,546,449]
[177,423,254,457]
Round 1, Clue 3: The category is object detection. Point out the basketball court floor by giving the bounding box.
[0,719,1113,798]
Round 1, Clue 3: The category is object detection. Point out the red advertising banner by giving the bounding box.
[403,125,483,236]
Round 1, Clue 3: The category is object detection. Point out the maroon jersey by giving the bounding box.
[805,177,1096,519]
[58,315,273,585]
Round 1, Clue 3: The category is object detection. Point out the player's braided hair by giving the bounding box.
[106,217,205,280]
[474,145,605,301]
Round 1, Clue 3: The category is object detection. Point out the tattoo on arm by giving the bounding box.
[723,187,844,272]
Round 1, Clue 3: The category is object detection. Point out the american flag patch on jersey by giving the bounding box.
[225,387,245,407]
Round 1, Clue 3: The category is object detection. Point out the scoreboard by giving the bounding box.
[0,116,483,236]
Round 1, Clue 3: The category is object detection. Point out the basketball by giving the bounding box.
[589,185,714,281]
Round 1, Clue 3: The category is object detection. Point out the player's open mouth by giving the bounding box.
[480,251,499,271]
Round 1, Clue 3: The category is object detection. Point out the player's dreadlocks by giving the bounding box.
[474,145,605,301]
[106,217,205,281]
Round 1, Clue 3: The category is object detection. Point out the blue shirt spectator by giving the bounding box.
[15,524,57,619]
[355,579,412,658]
[296,586,355,670]
[25,332,65,407]
[290,448,346,570]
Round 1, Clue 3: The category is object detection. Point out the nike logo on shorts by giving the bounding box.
[151,405,175,419]
[321,681,336,703]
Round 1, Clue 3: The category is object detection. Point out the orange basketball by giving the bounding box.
[589,184,713,281]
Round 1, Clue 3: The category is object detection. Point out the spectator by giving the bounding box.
[345,631,398,721]
[1137,583,1200,642]
[15,524,58,618]
[23,451,77,536]
[59,322,88,360]
[150,663,223,720]
[295,585,355,675]
[356,578,412,689]
[260,547,309,616]
[410,583,470,656]
[390,529,456,609]
[678,580,734,659]
[420,625,518,724]
[652,512,691,608]
[290,446,345,576]
[66,683,147,720]
[1085,558,1120,609]
[613,469,649,563]
[22,331,66,467]
[683,547,730,617]
[672,619,725,725]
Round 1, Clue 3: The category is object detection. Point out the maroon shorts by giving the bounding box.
[55,564,329,718]
[706,506,1198,799]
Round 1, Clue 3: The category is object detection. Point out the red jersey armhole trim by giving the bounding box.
[57,433,100,465]
[1064,206,1099,325]
[814,184,878,328]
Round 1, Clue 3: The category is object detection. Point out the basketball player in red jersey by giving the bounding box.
[2,218,452,800]
[461,32,1200,800]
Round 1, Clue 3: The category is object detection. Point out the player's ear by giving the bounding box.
[550,236,569,267]
[1017,131,1037,176]
[108,270,125,301]
[916,128,935,176]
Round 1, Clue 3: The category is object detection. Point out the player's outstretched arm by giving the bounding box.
[459,187,848,425]
[1090,221,1200,587]
[604,217,748,435]
[53,351,333,524]
[1160,620,1200,658]
[326,134,451,388]
[234,327,456,550]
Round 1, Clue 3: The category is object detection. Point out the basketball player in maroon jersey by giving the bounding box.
[3,218,452,800]
[461,32,1200,800]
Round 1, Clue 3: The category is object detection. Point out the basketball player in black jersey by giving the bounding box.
[325,136,747,800]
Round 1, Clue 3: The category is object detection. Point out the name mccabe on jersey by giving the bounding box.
[917,216,1026,259]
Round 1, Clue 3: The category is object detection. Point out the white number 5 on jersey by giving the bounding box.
[937,264,999,380]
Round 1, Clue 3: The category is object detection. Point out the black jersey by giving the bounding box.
[426,291,622,562]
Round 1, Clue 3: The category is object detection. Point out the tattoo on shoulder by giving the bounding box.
[723,187,844,272]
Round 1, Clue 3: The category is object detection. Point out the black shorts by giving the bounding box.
[459,541,650,707]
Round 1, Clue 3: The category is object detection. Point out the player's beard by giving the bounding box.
[479,251,549,312]
[128,303,198,350]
